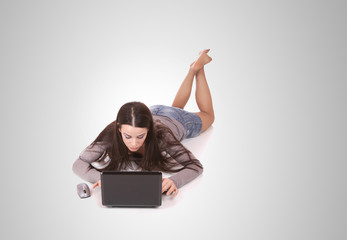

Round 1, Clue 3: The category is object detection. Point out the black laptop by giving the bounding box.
[101,171,162,207]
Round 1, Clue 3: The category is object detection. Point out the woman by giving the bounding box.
[72,49,214,196]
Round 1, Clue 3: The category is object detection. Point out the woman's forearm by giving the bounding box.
[72,158,100,183]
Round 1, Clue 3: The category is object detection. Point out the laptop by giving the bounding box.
[101,171,162,207]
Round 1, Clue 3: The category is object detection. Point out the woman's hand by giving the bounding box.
[92,180,101,189]
[162,178,179,196]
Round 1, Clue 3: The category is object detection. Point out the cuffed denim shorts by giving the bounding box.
[150,105,202,139]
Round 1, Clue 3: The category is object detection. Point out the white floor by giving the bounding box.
[1,1,346,240]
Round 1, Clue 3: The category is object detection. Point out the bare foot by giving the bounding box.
[199,49,210,55]
[190,49,210,67]
[190,49,212,73]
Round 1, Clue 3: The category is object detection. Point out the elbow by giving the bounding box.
[199,163,204,175]
[72,158,100,183]
[72,158,83,175]
[72,158,88,178]
[195,161,203,175]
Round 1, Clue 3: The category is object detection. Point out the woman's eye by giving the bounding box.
[137,134,145,139]
[125,134,131,139]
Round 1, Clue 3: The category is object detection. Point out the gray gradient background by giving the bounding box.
[0,0,346,239]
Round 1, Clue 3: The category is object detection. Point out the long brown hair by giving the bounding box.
[90,102,201,172]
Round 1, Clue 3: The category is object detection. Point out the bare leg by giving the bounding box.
[195,67,215,132]
[172,69,195,109]
[172,50,214,133]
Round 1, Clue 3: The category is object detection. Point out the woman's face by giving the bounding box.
[119,124,148,152]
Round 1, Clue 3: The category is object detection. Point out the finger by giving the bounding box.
[166,185,176,196]
[162,179,170,193]
[163,182,172,192]
[162,178,169,185]
[162,178,170,184]
[92,181,100,189]
[162,183,170,193]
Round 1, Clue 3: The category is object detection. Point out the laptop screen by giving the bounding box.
[101,171,162,207]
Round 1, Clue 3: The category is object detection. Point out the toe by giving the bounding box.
[199,49,210,55]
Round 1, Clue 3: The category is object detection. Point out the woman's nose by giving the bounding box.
[131,139,138,147]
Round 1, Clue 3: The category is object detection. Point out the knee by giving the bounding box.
[198,112,215,132]
[210,112,215,124]
[208,113,215,129]
[206,111,215,127]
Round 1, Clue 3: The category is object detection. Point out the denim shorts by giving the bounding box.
[150,105,202,138]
